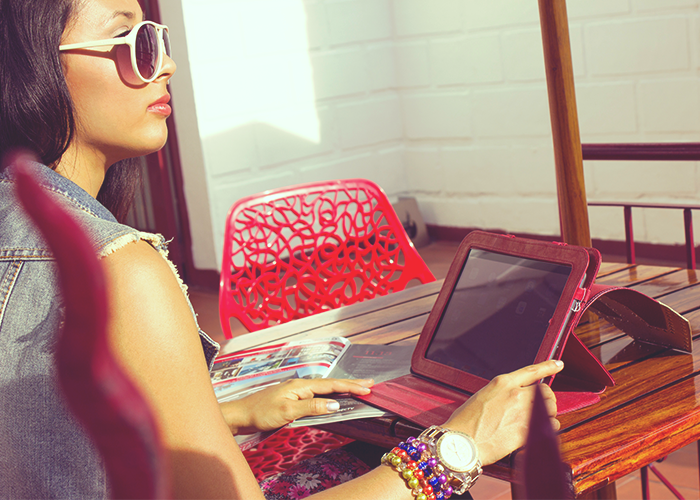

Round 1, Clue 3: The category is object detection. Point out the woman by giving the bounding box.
[0,0,563,498]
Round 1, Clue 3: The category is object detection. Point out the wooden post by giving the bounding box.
[538,0,592,247]
[624,206,635,264]
[684,208,696,270]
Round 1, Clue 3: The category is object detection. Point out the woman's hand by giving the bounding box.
[220,378,374,435]
[443,360,564,466]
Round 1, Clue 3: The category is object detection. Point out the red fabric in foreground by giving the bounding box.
[259,447,371,500]
[13,153,169,499]
[244,427,354,482]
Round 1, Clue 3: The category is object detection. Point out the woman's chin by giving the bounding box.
[133,131,169,158]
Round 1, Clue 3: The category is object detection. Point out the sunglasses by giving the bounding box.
[59,21,170,84]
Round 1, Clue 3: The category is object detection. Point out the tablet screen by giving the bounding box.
[425,249,572,381]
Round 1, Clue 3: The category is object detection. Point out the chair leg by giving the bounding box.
[641,466,650,500]
[648,463,685,499]
[641,461,686,500]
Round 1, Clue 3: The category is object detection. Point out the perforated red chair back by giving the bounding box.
[219,178,435,337]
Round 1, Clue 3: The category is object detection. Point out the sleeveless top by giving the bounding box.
[0,162,219,499]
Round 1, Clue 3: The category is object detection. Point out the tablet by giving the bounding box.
[411,231,591,395]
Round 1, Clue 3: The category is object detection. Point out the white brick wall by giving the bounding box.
[639,79,700,133]
[163,0,700,270]
[402,93,471,138]
[585,17,691,76]
[567,0,630,19]
[471,87,552,138]
[393,0,463,37]
[463,0,540,30]
[502,29,547,82]
[576,83,638,135]
[325,0,393,45]
[395,42,431,88]
[336,97,403,148]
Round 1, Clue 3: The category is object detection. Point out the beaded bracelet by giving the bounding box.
[415,426,481,495]
[381,436,454,500]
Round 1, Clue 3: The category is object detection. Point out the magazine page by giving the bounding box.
[328,344,414,383]
[234,429,278,451]
[288,397,389,427]
[211,337,351,403]
[290,344,414,427]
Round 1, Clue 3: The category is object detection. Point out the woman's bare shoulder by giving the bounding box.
[101,238,175,284]
[100,238,201,359]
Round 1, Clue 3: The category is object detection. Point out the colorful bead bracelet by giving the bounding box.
[381,436,455,500]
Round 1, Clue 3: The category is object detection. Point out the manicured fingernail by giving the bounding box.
[554,360,564,368]
[327,400,340,412]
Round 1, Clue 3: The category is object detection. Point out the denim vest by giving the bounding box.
[0,163,219,499]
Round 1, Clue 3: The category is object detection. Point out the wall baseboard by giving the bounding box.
[426,225,695,269]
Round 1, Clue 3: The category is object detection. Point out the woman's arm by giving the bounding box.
[102,240,265,499]
[102,239,562,499]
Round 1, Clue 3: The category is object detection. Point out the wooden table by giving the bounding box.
[222,263,700,498]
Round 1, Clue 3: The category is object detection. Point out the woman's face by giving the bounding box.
[61,0,176,167]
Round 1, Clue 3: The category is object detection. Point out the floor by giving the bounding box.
[189,240,699,500]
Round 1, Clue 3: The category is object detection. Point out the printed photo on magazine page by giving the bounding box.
[211,337,351,403]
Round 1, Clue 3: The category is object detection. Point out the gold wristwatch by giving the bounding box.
[418,425,482,495]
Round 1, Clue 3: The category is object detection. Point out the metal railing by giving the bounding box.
[583,143,700,270]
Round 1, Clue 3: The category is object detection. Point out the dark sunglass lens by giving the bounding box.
[163,29,171,58]
[135,24,159,80]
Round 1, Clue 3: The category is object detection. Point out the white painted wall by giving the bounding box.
[161,0,700,272]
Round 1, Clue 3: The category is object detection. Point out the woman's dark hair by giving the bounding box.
[97,158,141,222]
[0,0,141,222]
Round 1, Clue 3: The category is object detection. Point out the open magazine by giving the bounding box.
[210,337,413,449]
[211,337,350,402]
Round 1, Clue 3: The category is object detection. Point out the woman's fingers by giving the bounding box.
[551,417,561,431]
[286,378,374,398]
[278,396,347,422]
[296,397,342,418]
[506,360,564,388]
[538,383,558,417]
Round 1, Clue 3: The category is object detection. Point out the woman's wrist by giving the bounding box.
[219,400,251,435]
[380,429,480,500]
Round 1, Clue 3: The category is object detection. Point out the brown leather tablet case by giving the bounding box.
[358,233,691,427]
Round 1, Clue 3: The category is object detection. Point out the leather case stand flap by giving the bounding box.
[583,284,692,353]
[550,332,613,393]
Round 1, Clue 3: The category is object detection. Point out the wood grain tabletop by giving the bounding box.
[221,263,700,498]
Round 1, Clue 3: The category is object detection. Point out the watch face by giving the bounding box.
[437,433,477,472]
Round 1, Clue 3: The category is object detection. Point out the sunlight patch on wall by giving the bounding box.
[181,0,320,144]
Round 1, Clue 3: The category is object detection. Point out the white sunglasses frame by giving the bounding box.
[59,21,170,84]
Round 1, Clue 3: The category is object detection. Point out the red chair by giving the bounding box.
[219,178,435,337]
[218,178,435,480]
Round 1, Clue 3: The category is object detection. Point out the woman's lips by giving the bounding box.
[148,95,172,116]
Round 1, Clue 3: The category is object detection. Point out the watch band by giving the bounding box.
[418,425,482,495]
